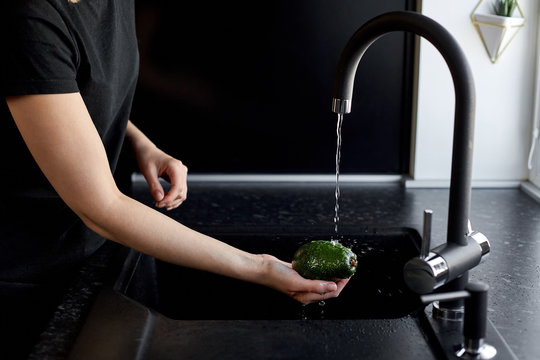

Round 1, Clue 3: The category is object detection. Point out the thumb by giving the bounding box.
[145,173,164,202]
[152,186,164,202]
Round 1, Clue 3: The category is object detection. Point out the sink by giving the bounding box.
[68,228,445,359]
[116,227,423,320]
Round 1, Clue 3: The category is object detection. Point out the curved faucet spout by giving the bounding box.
[332,11,475,248]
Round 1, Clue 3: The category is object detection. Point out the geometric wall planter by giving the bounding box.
[471,0,525,63]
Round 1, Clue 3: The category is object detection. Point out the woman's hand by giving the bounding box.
[137,146,188,210]
[126,121,188,210]
[258,254,350,304]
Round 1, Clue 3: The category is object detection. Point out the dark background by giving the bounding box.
[130,0,416,174]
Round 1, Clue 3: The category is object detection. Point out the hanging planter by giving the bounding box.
[471,0,525,63]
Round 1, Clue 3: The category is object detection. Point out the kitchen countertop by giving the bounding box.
[30,180,540,359]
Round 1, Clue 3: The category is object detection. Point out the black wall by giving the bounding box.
[131,0,416,174]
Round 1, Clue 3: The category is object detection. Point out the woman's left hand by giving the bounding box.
[137,146,188,210]
[126,122,188,210]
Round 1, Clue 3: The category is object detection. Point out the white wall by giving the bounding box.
[413,0,539,182]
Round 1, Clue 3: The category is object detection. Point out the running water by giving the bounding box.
[333,113,344,237]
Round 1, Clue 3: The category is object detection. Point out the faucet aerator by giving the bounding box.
[331,98,351,115]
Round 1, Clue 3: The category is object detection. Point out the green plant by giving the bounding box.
[493,0,518,17]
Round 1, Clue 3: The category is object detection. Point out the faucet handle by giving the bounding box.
[421,209,433,259]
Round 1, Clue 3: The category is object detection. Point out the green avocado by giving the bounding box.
[292,240,357,280]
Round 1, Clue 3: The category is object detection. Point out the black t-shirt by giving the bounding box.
[0,0,139,283]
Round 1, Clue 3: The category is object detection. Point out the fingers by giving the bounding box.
[143,167,165,203]
[292,278,351,305]
[269,259,351,305]
[158,197,184,211]
[155,159,188,210]
[158,179,187,210]
[333,278,350,296]
[306,280,338,294]
[294,284,337,305]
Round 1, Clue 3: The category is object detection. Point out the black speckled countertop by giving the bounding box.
[31,181,540,359]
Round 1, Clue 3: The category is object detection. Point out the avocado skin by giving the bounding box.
[292,240,357,280]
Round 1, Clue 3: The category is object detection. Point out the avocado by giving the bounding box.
[292,240,357,280]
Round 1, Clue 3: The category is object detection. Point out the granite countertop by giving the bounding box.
[31,181,540,359]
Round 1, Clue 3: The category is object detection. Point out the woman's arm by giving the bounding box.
[6,93,347,304]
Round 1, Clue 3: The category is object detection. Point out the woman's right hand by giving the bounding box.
[258,254,350,304]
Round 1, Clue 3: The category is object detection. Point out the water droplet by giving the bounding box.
[300,304,308,320]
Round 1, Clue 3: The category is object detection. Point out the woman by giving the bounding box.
[0,0,348,358]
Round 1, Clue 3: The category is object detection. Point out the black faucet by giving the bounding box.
[331,12,490,309]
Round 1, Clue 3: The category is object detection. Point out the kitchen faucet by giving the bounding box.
[331,11,494,357]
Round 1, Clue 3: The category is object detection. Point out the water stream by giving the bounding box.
[300,113,343,319]
[333,113,344,238]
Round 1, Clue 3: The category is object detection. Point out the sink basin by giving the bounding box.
[116,227,423,320]
[68,227,450,359]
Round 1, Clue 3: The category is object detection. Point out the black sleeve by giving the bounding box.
[2,1,79,96]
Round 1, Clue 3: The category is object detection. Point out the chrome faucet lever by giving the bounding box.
[420,209,433,260]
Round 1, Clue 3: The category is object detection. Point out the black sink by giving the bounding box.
[116,227,423,320]
[68,228,447,359]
